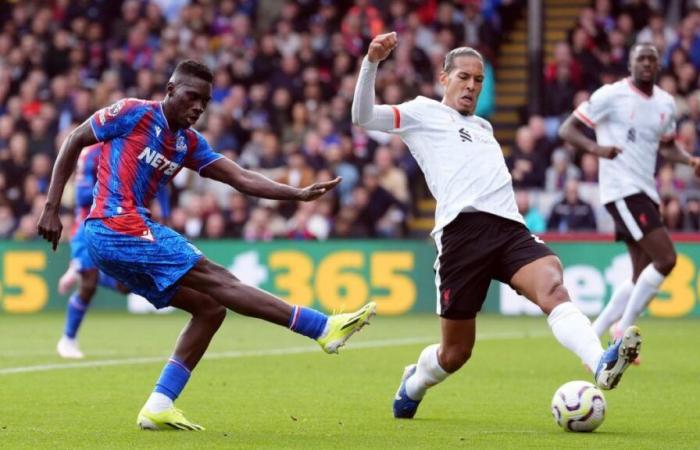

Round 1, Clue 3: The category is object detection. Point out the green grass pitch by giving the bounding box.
[0,312,698,449]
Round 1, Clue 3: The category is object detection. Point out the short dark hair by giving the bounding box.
[629,42,658,59]
[173,60,214,83]
[443,47,484,73]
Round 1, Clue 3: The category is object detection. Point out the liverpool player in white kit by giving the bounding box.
[352,32,642,419]
[560,43,700,346]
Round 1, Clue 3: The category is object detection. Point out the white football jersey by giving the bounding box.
[388,96,524,236]
[575,78,676,205]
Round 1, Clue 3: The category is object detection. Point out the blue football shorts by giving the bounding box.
[70,221,98,272]
[84,216,203,308]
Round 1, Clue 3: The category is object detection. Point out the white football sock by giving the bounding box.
[405,344,449,400]
[592,279,634,337]
[144,392,173,413]
[547,302,603,372]
[618,265,665,331]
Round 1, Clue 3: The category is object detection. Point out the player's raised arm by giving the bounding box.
[37,121,98,250]
[558,113,621,159]
[200,157,341,202]
[351,32,402,131]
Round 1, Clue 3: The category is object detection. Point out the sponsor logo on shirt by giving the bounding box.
[138,147,181,175]
[459,127,496,145]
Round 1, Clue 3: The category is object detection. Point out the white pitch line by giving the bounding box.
[0,330,549,376]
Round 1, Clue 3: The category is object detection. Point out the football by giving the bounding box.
[551,380,606,432]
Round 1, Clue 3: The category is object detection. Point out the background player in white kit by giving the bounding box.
[352,32,642,419]
[559,43,700,348]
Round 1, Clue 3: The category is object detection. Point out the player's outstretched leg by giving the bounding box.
[547,302,642,390]
[511,256,641,389]
[595,325,642,390]
[181,258,376,354]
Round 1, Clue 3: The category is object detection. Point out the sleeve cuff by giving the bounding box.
[362,56,379,70]
[574,109,595,128]
[89,118,101,142]
[197,154,225,174]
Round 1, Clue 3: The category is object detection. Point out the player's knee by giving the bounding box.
[655,252,676,275]
[195,303,227,326]
[206,304,227,326]
[439,346,471,373]
[78,281,97,301]
[539,280,569,315]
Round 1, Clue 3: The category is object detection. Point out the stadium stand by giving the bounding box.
[1,0,699,240]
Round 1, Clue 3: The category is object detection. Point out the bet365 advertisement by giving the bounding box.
[0,240,699,317]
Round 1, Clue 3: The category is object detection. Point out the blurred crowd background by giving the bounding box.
[1,0,700,242]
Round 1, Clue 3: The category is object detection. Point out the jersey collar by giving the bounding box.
[626,77,654,99]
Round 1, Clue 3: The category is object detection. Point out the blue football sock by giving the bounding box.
[288,306,328,339]
[98,272,119,290]
[64,293,89,339]
[154,358,191,401]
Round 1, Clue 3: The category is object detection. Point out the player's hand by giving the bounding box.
[593,144,622,159]
[689,156,700,176]
[367,32,398,63]
[297,177,342,202]
[37,206,63,251]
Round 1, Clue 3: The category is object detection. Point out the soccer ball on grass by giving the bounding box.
[550,380,606,432]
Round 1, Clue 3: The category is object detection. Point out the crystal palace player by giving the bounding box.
[38,60,376,431]
[560,43,700,344]
[352,33,641,419]
[56,143,170,359]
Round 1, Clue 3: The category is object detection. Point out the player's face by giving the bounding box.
[167,76,212,129]
[440,56,484,115]
[629,45,660,84]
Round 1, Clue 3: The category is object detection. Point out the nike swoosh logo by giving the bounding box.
[340,317,362,330]
[339,308,369,330]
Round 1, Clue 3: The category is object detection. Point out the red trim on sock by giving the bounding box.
[289,306,301,330]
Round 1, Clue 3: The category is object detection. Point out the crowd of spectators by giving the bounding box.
[2,0,700,242]
[0,0,516,241]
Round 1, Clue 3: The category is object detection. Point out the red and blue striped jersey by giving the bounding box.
[88,98,222,220]
[75,144,101,220]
